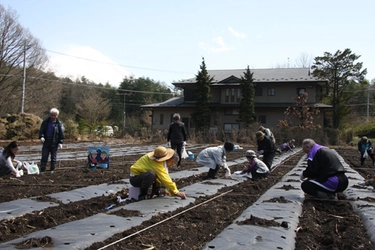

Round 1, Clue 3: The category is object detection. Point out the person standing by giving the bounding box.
[300,138,348,200]
[167,113,187,167]
[259,126,276,143]
[129,146,186,201]
[357,136,375,167]
[39,108,64,172]
[256,131,276,170]
[0,141,22,177]
[196,142,234,180]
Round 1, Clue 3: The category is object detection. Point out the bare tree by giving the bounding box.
[76,91,112,126]
[0,4,48,115]
[295,53,313,68]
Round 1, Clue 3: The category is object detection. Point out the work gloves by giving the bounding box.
[166,141,171,147]
[40,137,45,143]
[58,144,63,149]
[183,141,187,146]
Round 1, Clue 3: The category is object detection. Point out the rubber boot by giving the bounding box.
[50,165,55,172]
[151,186,160,197]
[316,191,336,200]
[40,165,46,172]
[138,188,148,201]
[204,167,218,180]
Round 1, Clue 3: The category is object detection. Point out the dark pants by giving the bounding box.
[251,168,269,181]
[130,171,157,196]
[360,151,374,166]
[0,166,11,177]
[262,151,275,170]
[171,142,183,166]
[205,165,219,179]
[301,172,349,197]
[41,139,58,170]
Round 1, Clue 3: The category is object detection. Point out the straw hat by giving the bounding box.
[147,146,175,162]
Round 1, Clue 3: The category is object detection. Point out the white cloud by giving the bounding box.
[48,45,130,87]
[227,26,246,38]
[199,36,234,53]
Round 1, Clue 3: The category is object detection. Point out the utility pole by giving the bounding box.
[21,44,27,113]
[367,84,370,122]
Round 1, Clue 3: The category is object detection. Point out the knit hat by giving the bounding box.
[224,142,234,152]
[361,136,368,143]
[256,131,265,139]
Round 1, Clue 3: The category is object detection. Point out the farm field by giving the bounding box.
[0,140,374,249]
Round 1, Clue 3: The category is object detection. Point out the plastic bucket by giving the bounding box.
[129,186,140,200]
[99,163,108,169]
[188,153,194,159]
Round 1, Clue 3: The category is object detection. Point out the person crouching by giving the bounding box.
[196,142,234,180]
[238,150,269,181]
[129,146,186,201]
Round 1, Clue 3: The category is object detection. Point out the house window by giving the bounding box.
[160,114,163,125]
[224,108,239,115]
[297,88,306,95]
[258,115,266,124]
[231,89,235,102]
[267,88,275,96]
[236,89,241,102]
[225,89,229,102]
[255,87,262,96]
[224,123,240,133]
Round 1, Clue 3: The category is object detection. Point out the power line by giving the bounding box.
[0,73,175,95]
[46,49,193,75]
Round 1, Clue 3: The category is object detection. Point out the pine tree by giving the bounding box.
[311,48,367,128]
[193,58,213,132]
[238,66,256,127]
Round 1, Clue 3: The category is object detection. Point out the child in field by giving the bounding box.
[235,150,269,181]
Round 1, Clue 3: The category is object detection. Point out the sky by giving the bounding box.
[1,0,374,89]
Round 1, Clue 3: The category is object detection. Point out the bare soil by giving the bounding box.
[0,141,374,250]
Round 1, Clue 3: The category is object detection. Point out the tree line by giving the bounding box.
[0,4,374,140]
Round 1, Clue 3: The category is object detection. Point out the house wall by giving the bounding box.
[146,78,326,133]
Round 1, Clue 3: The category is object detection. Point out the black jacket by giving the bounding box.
[257,135,276,154]
[167,122,187,144]
[39,117,64,145]
[303,147,346,181]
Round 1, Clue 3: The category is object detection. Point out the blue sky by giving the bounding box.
[2,0,374,88]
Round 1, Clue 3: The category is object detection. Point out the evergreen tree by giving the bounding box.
[238,66,256,127]
[311,48,367,128]
[193,58,213,132]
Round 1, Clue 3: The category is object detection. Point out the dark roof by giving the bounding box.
[141,97,184,108]
[173,68,325,85]
[141,97,332,109]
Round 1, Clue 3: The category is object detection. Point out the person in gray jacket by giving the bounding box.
[39,108,64,172]
[167,113,187,167]
[196,142,234,180]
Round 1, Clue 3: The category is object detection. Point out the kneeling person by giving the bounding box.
[238,150,269,180]
[129,146,186,201]
[300,138,348,200]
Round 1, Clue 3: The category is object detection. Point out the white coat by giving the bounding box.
[196,146,227,170]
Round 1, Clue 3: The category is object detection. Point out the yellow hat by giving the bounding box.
[147,146,175,162]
